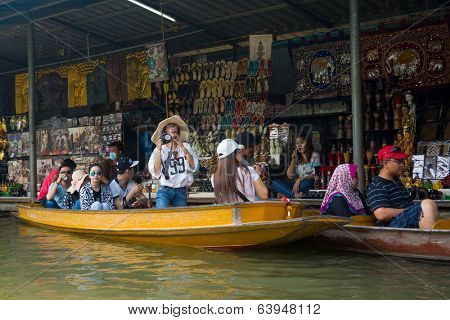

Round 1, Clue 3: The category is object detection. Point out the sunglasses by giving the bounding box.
[90,171,102,176]
[60,170,72,175]
[387,159,405,165]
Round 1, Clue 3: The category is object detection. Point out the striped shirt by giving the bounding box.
[366,175,413,213]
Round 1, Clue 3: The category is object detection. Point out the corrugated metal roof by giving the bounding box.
[0,0,447,73]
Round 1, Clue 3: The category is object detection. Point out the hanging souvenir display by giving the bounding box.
[14,73,28,114]
[126,50,152,100]
[361,24,449,88]
[107,53,128,103]
[249,34,273,61]
[67,63,89,108]
[87,58,107,106]
[292,40,351,100]
[147,42,169,83]
[36,66,68,111]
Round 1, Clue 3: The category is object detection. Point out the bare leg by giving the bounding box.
[419,199,440,230]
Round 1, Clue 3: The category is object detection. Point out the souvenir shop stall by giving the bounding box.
[0,48,170,197]
[266,18,450,200]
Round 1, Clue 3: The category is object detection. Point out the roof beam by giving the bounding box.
[0,0,108,27]
[284,0,333,29]
[49,17,127,49]
[0,54,26,67]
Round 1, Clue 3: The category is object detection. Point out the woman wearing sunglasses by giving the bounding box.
[45,164,73,209]
[79,164,114,211]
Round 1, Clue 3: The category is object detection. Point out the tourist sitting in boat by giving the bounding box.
[38,158,76,205]
[110,157,145,209]
[149,115,198,208]
[101,141,123,184]
[366,146,440,229]
[61,169,88,210]
[320,164,370,217]
[272,133,320,199]
[45,163,74,209]
[79,164,114,211]
[212,139,268,203]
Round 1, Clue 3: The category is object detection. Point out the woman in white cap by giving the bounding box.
[213,139,268,204]
[149,115,198,208]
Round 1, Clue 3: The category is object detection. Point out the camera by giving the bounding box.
[160,133,172,145]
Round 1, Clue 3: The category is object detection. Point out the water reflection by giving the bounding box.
[0,217,448,299]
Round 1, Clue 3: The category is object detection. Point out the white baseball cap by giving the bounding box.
[217,139,244,159]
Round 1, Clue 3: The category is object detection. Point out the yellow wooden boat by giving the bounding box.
[15,202,348,249]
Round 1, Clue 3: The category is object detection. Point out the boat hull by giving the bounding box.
[314,225,450,260]
[15,202,348,248]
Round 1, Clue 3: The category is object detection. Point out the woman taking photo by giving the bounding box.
[79,164,114,211]
[213,139,268,203]
[287,133,320,197]
[320,164,370,217]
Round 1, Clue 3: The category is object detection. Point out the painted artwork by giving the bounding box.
[48,129,70,155]
[37,159,53,185]
[37,130,51,156]
[412,155,424,179]
[292,40,351,100]
[147,43,169,83]
[361,23,449,88]
[7,132,30,158]
[8,160,30,191]
[436,156,449,179]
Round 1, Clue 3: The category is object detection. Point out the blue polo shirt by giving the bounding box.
[366,175,413,213]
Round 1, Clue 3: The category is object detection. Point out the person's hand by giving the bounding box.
[254,163,265,176]
[57,173,66,183]
[292,178,301,194]
[156,138,163,152]
[291,151,298,162]
[130,183,143,196]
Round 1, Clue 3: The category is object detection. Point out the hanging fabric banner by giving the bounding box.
[107,53,128,103]
[292,40,351,100]
[146,42,169,83]
[36,67,68,112]
[68,63,88,108]
[249,34,273,61]
[87,58,107,106]
[14,73,28,114]
[361,23,449,88]
[126,50,152,100]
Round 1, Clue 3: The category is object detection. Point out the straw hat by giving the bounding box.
[67,169,88,194]
[151,115,189,144]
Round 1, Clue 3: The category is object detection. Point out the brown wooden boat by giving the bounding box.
[312,216,450,261]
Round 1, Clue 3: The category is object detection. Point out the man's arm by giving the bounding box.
[373,208,405,222]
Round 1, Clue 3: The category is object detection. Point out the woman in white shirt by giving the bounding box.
[213,139,268,204]
[149,115,198,208]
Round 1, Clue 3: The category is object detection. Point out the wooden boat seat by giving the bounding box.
[432,219,450,230]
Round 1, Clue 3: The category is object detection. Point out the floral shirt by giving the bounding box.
[296,152,320,178]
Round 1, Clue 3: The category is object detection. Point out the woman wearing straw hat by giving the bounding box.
[149,115,198,208]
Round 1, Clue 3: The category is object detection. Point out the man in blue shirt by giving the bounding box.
[367,146,440,229]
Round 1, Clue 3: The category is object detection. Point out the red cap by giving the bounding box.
[377,145,408,162]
